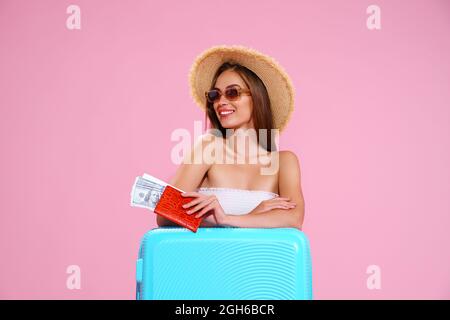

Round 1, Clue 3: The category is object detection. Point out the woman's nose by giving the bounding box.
[217,92,231,106]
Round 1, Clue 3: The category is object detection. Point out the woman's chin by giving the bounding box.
[219,120,236,129]
[220,124,241,132]
[219,119,254,132]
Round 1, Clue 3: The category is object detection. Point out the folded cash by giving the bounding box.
[130,174,168,211]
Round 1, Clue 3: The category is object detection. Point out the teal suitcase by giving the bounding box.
[136,227,313,300]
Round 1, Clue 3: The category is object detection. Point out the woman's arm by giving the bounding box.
[220,207,302,229]
[156,134,213,227]
[219,151,305,229]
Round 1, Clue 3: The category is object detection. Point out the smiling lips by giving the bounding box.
[218,107,235,118]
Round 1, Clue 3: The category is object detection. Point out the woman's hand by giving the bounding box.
[250,197,296,214]
[181,192,228,225]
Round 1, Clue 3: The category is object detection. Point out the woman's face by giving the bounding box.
[212,70,254,131]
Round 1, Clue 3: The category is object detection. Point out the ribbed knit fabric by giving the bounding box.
[196,187,279,215]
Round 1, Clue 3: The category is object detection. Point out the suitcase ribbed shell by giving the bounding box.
[136,227,312,300]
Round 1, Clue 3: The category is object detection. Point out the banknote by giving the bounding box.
[130,174,168,211]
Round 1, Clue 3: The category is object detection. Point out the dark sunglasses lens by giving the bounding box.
[207,90,220,102]
[225,88,239,100]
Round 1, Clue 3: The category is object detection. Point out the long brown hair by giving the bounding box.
[204,62,277,152]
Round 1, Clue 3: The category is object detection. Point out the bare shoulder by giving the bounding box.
[160,134,217,226]
[279,150,299,161]
[168,133,215,191]
[278,150,303,198]
[277,150,305,229]
[279,150,301,170]
[277,150,302,183]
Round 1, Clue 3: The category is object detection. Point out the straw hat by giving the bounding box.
[188,45,295,132]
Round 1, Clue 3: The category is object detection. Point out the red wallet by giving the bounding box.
[154,185,203,232]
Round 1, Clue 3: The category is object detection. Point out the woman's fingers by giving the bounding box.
[269,199,296,206]
[181,192,200,197]
[272,198,294,203]
[270,204,295,210]
[186,196,216,214]
[181,192,206,209]
[194,201,216,218]
[182,197,203,208]
[268,202,296,209]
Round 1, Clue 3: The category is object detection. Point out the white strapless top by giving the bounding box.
[196,187,279,215]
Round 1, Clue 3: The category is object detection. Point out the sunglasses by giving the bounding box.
[205,85,251,103]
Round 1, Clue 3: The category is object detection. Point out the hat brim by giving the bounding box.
[188,45,295,132]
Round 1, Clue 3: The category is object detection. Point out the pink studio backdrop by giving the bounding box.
[0,0,449,299]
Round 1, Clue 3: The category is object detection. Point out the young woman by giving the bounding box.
[157,45,305,229]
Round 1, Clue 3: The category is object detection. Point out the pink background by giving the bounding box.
[1,0,449,299]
